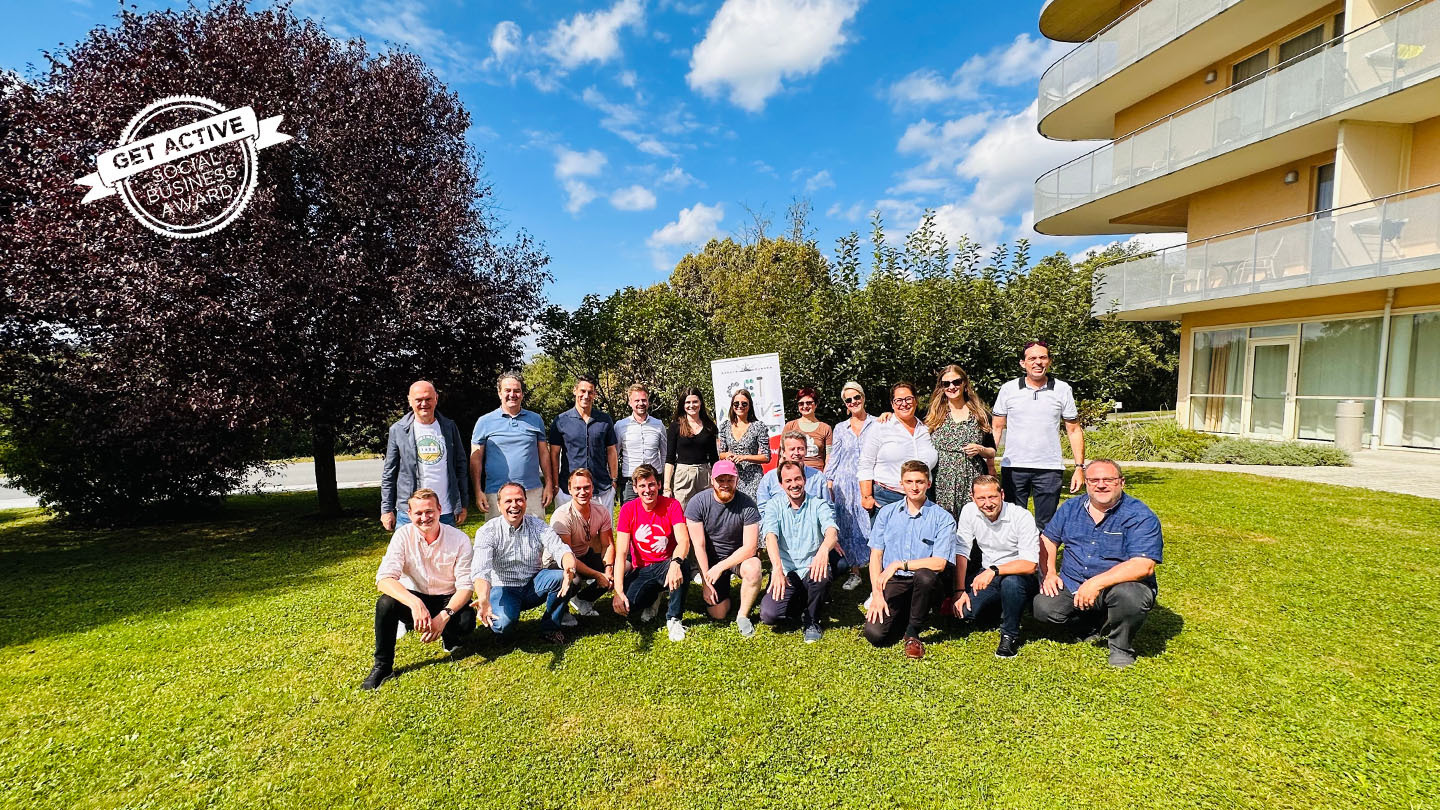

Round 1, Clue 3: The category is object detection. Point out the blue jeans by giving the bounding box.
[959,573,1038,637]
[1001,468,1062,529]
[396,511,458,527]
[867,484,904,523]
[624,559,692,624]
[488,569,569,635]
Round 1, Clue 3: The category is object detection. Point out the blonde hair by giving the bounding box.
[840,381,864,398]
[924,364,991,434]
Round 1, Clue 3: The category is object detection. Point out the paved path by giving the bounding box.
[3,450,1435,509]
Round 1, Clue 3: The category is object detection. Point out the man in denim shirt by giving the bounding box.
[862,460,955,659]
[1032,459,1162,668]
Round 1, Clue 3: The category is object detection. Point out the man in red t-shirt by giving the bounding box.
[613,463,693,642]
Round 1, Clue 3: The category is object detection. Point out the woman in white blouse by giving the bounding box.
[857,381,938,518]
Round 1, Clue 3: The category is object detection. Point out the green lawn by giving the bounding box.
[1,472,1436,809]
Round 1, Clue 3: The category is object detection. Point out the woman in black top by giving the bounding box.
[664,386,719,507]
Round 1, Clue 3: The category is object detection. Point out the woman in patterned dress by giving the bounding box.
[925,364,996,520]
[717,388,771,500]
[824,381,877,591]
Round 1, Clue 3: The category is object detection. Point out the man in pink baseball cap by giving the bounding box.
[684,460,764,637]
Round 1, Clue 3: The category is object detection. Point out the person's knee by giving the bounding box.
[1032,593,1070,624]
[707,601,730,620]
[376,593,405,615]
[759,602,784,626]
[1107,581,1155,617]
[862,621,890,647]
[1000,574,1033,598]
[740,559,762,584]
[912,567,939,589]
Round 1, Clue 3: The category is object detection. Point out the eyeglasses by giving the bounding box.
[941,378,965,389]
[892,396,915,406]
[797,400,815,407]
[843,396,863,405]
[1084,477,1122,485]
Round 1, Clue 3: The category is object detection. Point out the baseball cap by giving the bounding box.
[711,460,739,478]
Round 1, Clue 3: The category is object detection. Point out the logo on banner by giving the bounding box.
[74,95,291,239]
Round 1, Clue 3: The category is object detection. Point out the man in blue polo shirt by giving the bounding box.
[862,460,955,659]
[760,460,840,644]
[755,431,829,509]
[470,372,553,518]
[549,375,619,514]
[991,340,1085,529]
[1032,459,1162,668]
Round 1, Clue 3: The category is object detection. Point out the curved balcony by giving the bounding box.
[1092,185,1440,319]
[1041,0,1140,42]
[1036,0,1440,234]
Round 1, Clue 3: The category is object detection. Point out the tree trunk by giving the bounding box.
[312,422,342,517]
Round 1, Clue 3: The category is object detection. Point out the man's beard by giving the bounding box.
[714,487,735,504]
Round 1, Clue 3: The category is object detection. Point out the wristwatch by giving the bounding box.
[989,565,1000,577]
[439,607,454,619]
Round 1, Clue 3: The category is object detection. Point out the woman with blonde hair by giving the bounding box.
[925,364,996,519]
[824,381,877,590]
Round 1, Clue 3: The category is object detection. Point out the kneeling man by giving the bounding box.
[549,469,615,621]
[953,474,1039,659]
[364,489,476,691]
[760,461,840,643]
[470,482,577,644]
[613,464,694,642]
[1032,459,1163,668]
[686,460,763,637]
[863,461,955,659]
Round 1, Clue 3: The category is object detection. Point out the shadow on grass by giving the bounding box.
[0,488,384,648]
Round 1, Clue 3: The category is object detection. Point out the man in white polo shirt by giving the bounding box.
[990,340,1085,529]
[953,475,1039,659]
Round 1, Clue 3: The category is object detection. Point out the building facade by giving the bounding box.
[1035,0,1440,451]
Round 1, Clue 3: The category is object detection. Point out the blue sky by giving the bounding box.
[4,0,1180,309]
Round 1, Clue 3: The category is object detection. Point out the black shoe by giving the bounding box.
[995,634,1019,658]
[360,664,396,691]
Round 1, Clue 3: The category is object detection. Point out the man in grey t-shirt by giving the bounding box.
[685,461,763,637]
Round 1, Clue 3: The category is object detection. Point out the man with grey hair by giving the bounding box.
[755,430,829,509]
[470,372,554,519]
[381,380,469,530]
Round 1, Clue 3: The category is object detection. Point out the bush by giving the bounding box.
[1198,439,1351,466]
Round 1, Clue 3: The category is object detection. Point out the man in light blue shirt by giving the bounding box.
[862,461,955,659]
[470,372,553,518]
[759,460,839,643]
[755,431,829,508]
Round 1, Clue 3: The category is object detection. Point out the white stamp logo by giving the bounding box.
[74,95,291,239]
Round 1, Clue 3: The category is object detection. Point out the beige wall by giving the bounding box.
[1344,0,1411,30]
[1408,116,1440,186]
[1113,2,1345,137]
[1335,121,1409,206]
[1186,151,1335,239]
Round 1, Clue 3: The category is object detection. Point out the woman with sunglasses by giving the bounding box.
[925,365,996,519]
[717,388,771,499]
[664,387,720,507]
[781,387,832,471]
[823,381,877,590]
[858,381,938,517]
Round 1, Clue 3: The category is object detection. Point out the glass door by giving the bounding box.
[1244,338,1298,438]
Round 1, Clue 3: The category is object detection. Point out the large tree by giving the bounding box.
[0,2,548,521]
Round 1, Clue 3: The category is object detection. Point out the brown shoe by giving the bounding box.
[540,630,566,645]
[903,636,925,660]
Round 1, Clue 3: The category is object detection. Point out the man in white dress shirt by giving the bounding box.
[615,383,667,506]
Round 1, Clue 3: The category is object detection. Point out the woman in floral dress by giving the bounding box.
[717,388,771,500]
[925,364,996,520]
[824,381,877,590]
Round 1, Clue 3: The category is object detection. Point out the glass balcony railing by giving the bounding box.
[1039,0,1242,124]
[1092,184,1440,315]
[1037,0,1440,223]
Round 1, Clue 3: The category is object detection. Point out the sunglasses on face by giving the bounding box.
[941,378,965,389]
[843,396,862,405]
[798,400,815,407]
[733,401,749,408]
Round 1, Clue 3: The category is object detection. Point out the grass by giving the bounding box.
[1,474,1436,809]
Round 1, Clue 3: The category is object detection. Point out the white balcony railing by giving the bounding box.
[1039,0,1243,124]
[1037,0,1440,223]
[1092,184,1440,315]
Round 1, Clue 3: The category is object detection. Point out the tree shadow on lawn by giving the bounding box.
[0,489,383,648]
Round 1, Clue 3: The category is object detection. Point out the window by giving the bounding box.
[1332,12,1346,38]
[1313,163,1335,213]
[1297,318,1382,441]
[1189,328,1245,433]
[1381,312,1440,449]
[1231,50,1269,86]
[1279,25,1325,65]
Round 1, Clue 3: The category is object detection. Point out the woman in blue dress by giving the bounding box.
[824,380,877,591]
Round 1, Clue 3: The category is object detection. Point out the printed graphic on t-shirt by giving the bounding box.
[416,435,444,465]
[634,522,662,557]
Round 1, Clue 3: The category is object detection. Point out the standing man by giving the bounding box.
[549,469,615,620]
[381,380,469,530]
[760,461,840,643]
[686,461,763,638]
[1032,460,1162,668]
[363,489,475,691]
[615,383,667,506]
[471,372,553,519]
[953,475,1040,659]
[549,375,620,514]
[755,431,829,509]
[613,464,693,642]
[862,461,955,659]
[991,340,1085,528]
[470,482,577,645]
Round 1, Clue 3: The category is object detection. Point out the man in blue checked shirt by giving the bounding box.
[1032,459,1163,668]
[862,460,956,660]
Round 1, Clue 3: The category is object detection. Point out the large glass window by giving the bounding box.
[1297,317,1381,441]
[1382,311,1440,449]
[1279,25,1325,64]
[1190,328,1245,433]
[1313,163,1335,214]
[1231,50,1270,86]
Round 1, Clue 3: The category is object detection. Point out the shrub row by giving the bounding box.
[1069,420,1351,466]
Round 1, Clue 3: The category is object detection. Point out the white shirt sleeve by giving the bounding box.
[991,383,1010,417]
[1016,509,1040,564]
[857,427,881,483]
[469,523,495,588]
[375,529,409,585]
[1060,381,1079,421]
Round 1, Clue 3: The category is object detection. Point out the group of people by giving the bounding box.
[365,341,1164,690]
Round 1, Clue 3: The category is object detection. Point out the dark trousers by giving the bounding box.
[575,549,611,601]
[1032,581,1155,657]
[1001,467,1062,529]
[625,558,692,624]
[759,567,834,629]
[373,590,474,667]
[958,573,1038,637]
[863,567,943,646]
[620,479,639,506]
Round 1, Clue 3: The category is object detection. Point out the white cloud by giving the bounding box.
[804,169,835,192]
[648,202,726,268]
[562,179,600,214]
[953,102,1089,214]
[658,166,700,189]
[294,0,483,81]
[554,147,608,179]
[610,185,658,211]
[895,114,988,169]
[489,20,521,63]
[1069,232,1188,264]
[545,0,646,69]
[888,33,1071,107]
[688,0,862,112]
[929,203,1006,247]
[826,201,865,222]
[582,87,677,158]
[618,69,639,88]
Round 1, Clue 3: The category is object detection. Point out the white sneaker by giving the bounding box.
[560,612,578,628]
[396,621,408,641]
[843,572,863,591]
[692,571,704,585]
[640,593,664,622]
[667,618,686,642]
[571,597,599,617]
